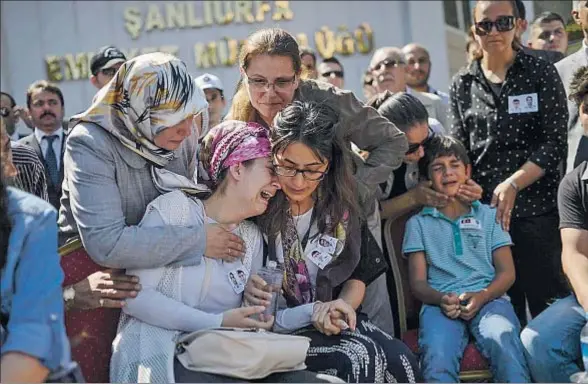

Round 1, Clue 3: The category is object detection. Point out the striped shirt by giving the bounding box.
[10,142,49,202]
[402,201,512,295]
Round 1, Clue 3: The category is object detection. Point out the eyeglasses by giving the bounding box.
[99,67,118,77]
[474,15,516,36]
[273,163,328,181]
[537,28,565,41]
[372,58,405,72]
[406,128,434,155]
[246,75,297,91]
[0,107,9,117]
[320,70,344,79]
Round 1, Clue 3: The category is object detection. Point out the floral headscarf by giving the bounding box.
[70,52,209,193]
[205,121,271,185]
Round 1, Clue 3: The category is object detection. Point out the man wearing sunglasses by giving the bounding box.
[89,46,127,90]
[368,47,448,131]
[318,56,344,89]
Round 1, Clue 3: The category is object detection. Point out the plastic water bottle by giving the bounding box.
[256,261,283,318]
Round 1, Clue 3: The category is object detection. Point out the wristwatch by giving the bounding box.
[63,286,76,310]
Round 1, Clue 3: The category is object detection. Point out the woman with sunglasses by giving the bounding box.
[247,100,421,383]
[368,92,482,222]
[449,0,569,324]
[228,27,407,334]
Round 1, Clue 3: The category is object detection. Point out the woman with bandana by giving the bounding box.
[247,101,422,383]
[57,53,243,382]
[110,120,332,383]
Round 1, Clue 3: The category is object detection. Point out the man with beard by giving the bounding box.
[18,81,66,209]
[402,44,449,106]
[556,0,588,173]
[369,46,448,129]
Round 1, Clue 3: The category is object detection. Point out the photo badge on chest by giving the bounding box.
[305,247,332,270]
[228,267,248,294]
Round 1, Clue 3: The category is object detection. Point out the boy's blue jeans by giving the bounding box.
[419,297,530,383]
[521,294,586,382]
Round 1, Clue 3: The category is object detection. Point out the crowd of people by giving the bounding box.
[1,0,587,383]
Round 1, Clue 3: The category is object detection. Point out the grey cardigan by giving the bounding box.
[58,122,205,269]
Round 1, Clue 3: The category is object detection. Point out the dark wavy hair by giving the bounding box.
[259,100,358,237]
[569,66,588,107]
[0,177,10,270]
[371,92,429,133]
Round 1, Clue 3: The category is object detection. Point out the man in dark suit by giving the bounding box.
[556,0,588,173]
[18,80,66,209]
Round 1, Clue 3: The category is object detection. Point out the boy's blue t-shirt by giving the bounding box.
[402,201,512,295]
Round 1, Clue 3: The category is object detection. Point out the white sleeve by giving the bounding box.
[124,267,223,332]
[249,227,265,275]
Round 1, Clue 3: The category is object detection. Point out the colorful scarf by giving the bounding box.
[206,121,271,184]
[280,210,348,307]
[70,52,209,193]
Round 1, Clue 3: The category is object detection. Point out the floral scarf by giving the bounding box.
[280,210,348,307]
[69,52,209,193]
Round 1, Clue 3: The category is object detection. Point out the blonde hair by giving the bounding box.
[229,28,302,122]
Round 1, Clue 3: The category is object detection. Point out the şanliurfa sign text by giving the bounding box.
[45,1,374,82]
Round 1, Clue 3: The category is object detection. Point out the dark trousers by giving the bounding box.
[508,210,569,326]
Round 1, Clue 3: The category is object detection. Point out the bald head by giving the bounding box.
[402,44,432,90]
[402,43,430,59]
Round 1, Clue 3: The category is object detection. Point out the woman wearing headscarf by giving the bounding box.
[111,120,333,383]
[57,53,242,382]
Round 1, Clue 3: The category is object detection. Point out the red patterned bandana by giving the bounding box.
[208,121,271,184]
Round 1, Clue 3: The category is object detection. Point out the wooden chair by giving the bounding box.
[383,215,493,382]
[59,237,121,383]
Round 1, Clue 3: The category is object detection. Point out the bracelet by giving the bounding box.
[507,179,519,192]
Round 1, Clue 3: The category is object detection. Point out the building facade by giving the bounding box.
[0,0,578,134]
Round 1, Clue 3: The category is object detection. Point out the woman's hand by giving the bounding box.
[205,224,245,262]
[491,181,518,231]
[455,179,483,203]
[69,269,141,310]
[411,181,450,208]
[221,306,274,330]
[243,275,272,307]
[311,299,356,336]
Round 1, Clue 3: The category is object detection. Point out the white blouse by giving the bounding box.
[123,190,264,331]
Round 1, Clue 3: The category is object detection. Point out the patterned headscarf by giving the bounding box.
[70,52,209,193]
[206,121,271,184]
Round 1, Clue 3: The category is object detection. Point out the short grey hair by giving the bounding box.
[577,0,585,10]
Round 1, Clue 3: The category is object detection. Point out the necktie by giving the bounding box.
[44,135,59,186]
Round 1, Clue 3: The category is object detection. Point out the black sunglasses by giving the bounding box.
[372,58,405,72]
[474,15,516,36]
[406,127,434,155]
[320,70,344,79]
